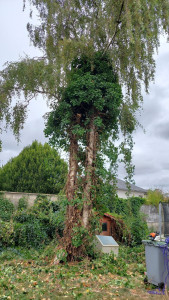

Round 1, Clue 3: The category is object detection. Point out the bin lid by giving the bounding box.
[142,240,167,247]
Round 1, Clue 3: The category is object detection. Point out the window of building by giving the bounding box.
[102,222,107,231]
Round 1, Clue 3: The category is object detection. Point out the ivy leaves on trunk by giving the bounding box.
[44,52,123,258]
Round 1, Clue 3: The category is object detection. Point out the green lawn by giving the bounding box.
[0,245,165,299]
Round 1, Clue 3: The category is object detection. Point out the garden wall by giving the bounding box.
[140,204,163,232]
[1,191,58,207]
[0,192,163,232]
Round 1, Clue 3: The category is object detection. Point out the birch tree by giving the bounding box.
[1,0,169,259]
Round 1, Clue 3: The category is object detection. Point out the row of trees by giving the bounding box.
[1,0,169,259]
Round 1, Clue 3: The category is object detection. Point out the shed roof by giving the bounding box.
[104,213,116,220]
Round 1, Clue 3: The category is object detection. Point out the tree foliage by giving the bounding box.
[45,52,122,157]
[44,52,123,202]
[1,0,169,142]
[145,189,164,207]
[0,141,67,194]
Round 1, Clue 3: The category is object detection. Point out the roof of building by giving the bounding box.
[116,178,147,193]
[104,213,116,220]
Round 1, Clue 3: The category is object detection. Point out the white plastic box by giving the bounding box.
[95,235,119,256]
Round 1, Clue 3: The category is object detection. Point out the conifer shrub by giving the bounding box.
[0,141,68,194]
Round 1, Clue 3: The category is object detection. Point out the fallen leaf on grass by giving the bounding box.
[108,273,116,279]
[82,282,90,287]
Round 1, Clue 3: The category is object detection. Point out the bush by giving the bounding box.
[0,219,14,247]
[0,193,15,221]
[112,196,145,216]
[0,194,65,249]
[12,195,66,248]
[17,197,28,211]
[110,197,148,245]
[130,215,148,245]
[14,221,48,248]
[0,141,68,194]
[145,189,164,206]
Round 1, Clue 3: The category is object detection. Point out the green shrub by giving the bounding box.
[110,197,148,245]
[112,196,145,216]
[145,189,164,206]
[17,197,28,211]
[14,211,34,223]
[0,141,68,194]
[12,195,66,248]
[0,193,15,221]
[129,215,148,246]
[14,221,48,248]
[40,240,58,260]
[0,219,14,247]
[30,195,63,238]
[0,247,42,262]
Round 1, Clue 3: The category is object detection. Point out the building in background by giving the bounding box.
[116,179,147,199]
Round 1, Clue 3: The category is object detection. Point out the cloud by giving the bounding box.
[154,121,169,139]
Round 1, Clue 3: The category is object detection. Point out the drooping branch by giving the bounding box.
[11,86,57,99]
[0,57,58,141]
[103,0,125,55]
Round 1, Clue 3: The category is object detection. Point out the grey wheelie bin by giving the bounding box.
[142,240,169,287]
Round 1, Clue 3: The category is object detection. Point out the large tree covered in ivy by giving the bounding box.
[0,140,67,194]
[0,0,169,259]
[44,53,122,258]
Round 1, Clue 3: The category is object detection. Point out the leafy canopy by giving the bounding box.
[145,189,164,207]
[44,52,122,155]
[25,0,169,99]
[1,0,169,142]
[0,141,67,194]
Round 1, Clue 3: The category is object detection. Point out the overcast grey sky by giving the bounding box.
[1,1,169,192]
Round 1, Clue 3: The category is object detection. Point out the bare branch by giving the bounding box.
[103,0,125,55]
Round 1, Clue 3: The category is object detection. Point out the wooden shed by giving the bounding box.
[100,213,130,243]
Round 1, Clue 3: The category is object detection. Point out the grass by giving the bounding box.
[0,244,166,300]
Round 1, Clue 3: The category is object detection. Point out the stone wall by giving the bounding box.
[1,191,58,207]
[0,192,164,233]
[140,204,164,233]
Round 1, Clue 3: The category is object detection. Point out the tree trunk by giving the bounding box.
[82,116,97,228]
[63,118,98,259]
[66,132,78,210]
[63,133,84,261]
